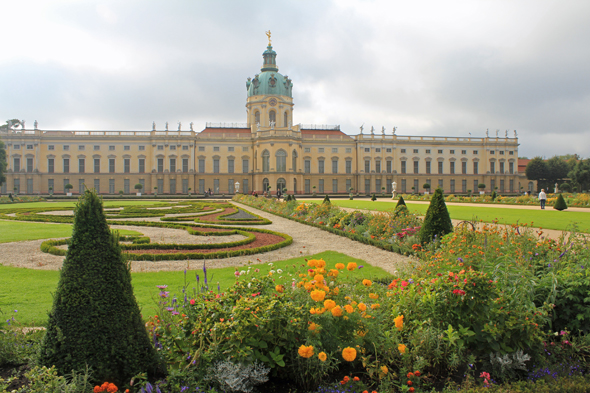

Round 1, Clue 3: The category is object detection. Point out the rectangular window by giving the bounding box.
[13,144,21,150]
[365,148,370,153]
[242,159,249,173]
[199,159,205,173]
[242,146,249,152]
[228,179,234,194]
[346,160,352,174]
[305,179,310,194]
[78,145,85,151]
[319,179,324,193]
[499,151,505,155]
[346,179,351,192]
[387,179,392,193]
[375,161,381,173]
[332,179,338,193]
[109,145,115,151]
[48,145,55,151]
[499,162,505,174]
[198,146,205,152]
[93,145,100,151]
[438,179,443,189]
[413,149,418,154]
[79,179,85,194]
[490,150,495,154]
[170,158,176,173]
[213,159,220,173]
[25,144,33,150]
[13,158,20,172]
[413,161,419,174]
[401,161,406,174]
[462,150,467,154]
[318,148,324,153]
[500,179,505,192]
[94,179,100,193]
[509,179,514,192]
[462,179,467,193]
[63,179,69,193]
[213,179,219,193]
[318,160,324,174]
[26,178,33,194]
[473,150,478,154]
[169,146,176,151]
[365,179,370,194]
[228,146,234,152]
[473,161,478,174]
[63,158,69,173]
[27,158,34,172]
[170,179,176,194]
[124,159,130,173]
[345,148,352,153]
[63,145,70,151]
[93,159,100,173]
[509,162,514,174]
[425,161,431,174]
[228,159,234,173]
[509,151,514,155]
[364,160,370,173]
[450,179,455,193]
[157,145,164,150]
[401,179,406,193]
[109,159,115,173]
[124,145,130,151]
[109,179,115,194]
[304,147,311,153]
[438,161,443,174]
[332,148,338,153]
[461,161,467,174]
[48,179,54,193]
[13,179,20,194]
[213,146,220,152]
[376,179,382,193]
[400,149,406,153]
[199,179,205,194]
[139,145,145,151]
[438,149,443,154]
[414,179,419,192]
[490,161,496,173]
[139,179,145,193]
[139,158,145,173]
[243,179,249,194]
[79,159,85,173]
[182,158,189,172]
[182,145,189,151]
[157,158,164,172]
[332,160,338,174]
[450,161,455,174]
[375,148,381,153]
[475,180,480,192]
[157,179,164,194]
[181,179,188,194]
[48,158,54,173]
[124,179,130,194]
[386,161,392,173]
[450,149,455,154]
[425,149,431,154]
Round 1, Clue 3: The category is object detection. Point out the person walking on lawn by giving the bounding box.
[539,189,547,209]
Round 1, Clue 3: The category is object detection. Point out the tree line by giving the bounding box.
[526,154,590,192]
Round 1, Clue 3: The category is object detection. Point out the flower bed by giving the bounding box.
[399,192,590,207]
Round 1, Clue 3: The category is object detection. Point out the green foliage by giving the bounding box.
[395,195,406,208]
[569,158,590,191]
[134,183,143,190]
[478,183,486,190]
[323,194,331,204]
[559,182,571,192]
[6,365,95,393]
[423,183,431,190]
[0,314,44,367]
[491,191,497,201]
[371,193,376,201]
[418,188,453,244]
[553,194,567,211]
[526,157,549,189]
[38,189,164,386]
[0,139,6,186]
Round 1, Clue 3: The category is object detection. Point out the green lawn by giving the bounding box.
[0,200,164,210]
[0,251,389,326]
[0,220,142,243]
[302,199,590,233]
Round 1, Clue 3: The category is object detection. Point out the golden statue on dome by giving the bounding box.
[266,30,271,45]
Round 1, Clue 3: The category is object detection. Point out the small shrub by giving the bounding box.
[554,194,567,211]
[396,196,406,208]
[371,193,376,201]
[323,194,331,204]
[418,188,453,244]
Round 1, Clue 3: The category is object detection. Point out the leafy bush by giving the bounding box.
[418,188,453,244]
[39,189,164,386]
[554,193,567,211]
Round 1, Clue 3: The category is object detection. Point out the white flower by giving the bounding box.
[248,283,252,288]
[277,269,283,274]
[268,262,274,266]
[270,270,276,274]
[240,270,246,275]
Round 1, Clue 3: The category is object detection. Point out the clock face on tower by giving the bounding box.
[269,98,277,106]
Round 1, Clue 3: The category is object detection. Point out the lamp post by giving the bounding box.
[235,181,240,194]
[391,181,397,200]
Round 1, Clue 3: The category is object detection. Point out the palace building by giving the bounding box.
[0,39,525,196]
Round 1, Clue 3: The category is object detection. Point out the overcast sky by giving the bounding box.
[1,0,588,158]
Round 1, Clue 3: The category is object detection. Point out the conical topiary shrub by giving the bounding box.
[396,196,406,208]
[323,194,331,204]
[39,189,163,385]
[418,188,453,244]
[371,193,377,201]
[554,193,568,211]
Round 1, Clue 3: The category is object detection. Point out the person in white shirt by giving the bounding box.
[538,189,547,209]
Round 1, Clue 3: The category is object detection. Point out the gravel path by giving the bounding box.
[0,203,414,274]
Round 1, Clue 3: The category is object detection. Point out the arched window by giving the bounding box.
[263,178,269,192]
[262,150,270,172]
[284,111,288,127]
[277,178,286,193]
[254,111,260,125]
[293,178,297,194]
[292,149,298,172]
[269,110,276,126]
[276,149,287,172]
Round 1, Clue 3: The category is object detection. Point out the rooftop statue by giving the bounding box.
[370,126,374,135]
[166,122,169,131]
[381,126,385,135]
[514,130,518,137]
[190,122,194,131]
[266,30,272,46]
[359,124,364,134]
[34,120,38,130]
[152,121,156,131]
[178,121,182,131]
[392,126,397,135]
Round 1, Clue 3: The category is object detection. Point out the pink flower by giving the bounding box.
[189,298,195,305]
[234,271,241,277]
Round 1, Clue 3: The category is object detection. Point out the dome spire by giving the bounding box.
[261,31,278,72]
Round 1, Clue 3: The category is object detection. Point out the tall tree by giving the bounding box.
[39,189,163,385]
[0,139,6,186]
[546,156,570,185]
[525,157,549,190]
[0,119,22,131]
[569,159,590,192]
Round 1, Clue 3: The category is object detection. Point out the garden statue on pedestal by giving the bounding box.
[391,181,397,199]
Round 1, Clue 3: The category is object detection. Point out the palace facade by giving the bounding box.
[1,42,526,196]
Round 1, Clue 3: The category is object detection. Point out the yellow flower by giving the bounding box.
[371,304,380,310]
[331,306,343,317]
[369,293,379,299]
[357,330,367,337]
[324,299,336,310]
[394,315,404,331]
[398,343,407,354]
[311,289,326,302]
[318,352,327,362]
[344,304,354,313]
[381,365,388,374]
[335,263,345,270]
[298,345,314,358]
[347,262,357,271]
[357,303,367,312]
[342,347,357,362]
[362,279,372,287]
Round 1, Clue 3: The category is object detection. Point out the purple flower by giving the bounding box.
[457,257,463,263]
[166,307,174,312]
[156,285,168,290]
[358,265,364,269]
[172,311,180,315]
[159,291,170,298]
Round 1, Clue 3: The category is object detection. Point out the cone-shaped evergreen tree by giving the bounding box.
[39,189,163,385]
[395,196,406,208]
[323,194,331,204]
[553,193,568,211]
[418,188,453,244]
[371,193,377,201]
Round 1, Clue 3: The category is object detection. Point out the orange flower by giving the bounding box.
[308,322,318,331]
[394,315,404,331]
[343,376,350,383]
[371,304,380,310]
[407,372,415,378]
[357,303,367,312]
[414,370,421,377]
[318,351,327,361]
[409,388,415,393]
[107,384,118,393]
[362,279,372,287]
[381,365,388,374]
[353,376,360,381]
[398,343,407,354]
[333,287,340,295]
[314,274,325,284]
[357,330,367,337]
[369,293,379,299]
[342,347,357,361]
[298,344,314,358]
[347,262,357,271]
[331,306,343,317]
[328,269,339,277]
[335,263,345,270]
[311,289,326,302]
[344,304,354,313]
[324,299,336,310]
[275,284,284,293]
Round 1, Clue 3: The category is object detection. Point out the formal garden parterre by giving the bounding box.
[1,192,590,392]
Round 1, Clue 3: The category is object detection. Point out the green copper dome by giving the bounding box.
[246,45,293,98]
